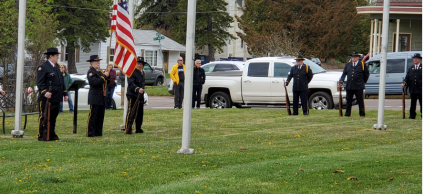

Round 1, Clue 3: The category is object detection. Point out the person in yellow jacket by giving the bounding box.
[170,57,185,109]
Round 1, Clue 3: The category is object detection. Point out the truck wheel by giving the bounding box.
[209,92,232,109]
[309,91,333,110]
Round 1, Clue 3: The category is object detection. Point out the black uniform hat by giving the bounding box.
[137,56,147,64]
[87,55,102,62]
[44,47,61,55]
[295,55,305,60]
[351,51,361,57]
[412,53,422,59]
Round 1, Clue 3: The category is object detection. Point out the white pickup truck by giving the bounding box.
[200,57,352,109]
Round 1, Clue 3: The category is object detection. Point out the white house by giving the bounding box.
[58,30,186,74]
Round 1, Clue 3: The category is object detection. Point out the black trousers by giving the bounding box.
[345,89,365,116]
[38,100,60,141]
[174,82,184,108]
[87,105,105,137]
[192,84,202,108]
[125,96,144,131]
[293,91,308,115]
[409,93,422,119]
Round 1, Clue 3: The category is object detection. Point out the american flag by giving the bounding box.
[110,0,117,32]
[113,0,137,77]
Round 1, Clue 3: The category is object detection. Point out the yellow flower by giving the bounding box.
[47,159,50,162]
[19,180,22,182]
[347,178,350,180]
[1,157,4,159]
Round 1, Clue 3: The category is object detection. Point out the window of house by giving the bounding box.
[109,48,115,62]
[145,50,158,66]
[393,33,411,52]
[247,63,269,77]
[241,39,244,48]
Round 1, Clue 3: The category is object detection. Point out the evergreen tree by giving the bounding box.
[49,0,111,73]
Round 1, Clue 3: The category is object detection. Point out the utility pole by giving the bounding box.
[154,33,167,87]
[177,0,196,155]
[373,0,389,130]
[11,0,27,138]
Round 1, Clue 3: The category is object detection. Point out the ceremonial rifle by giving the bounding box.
[284,82,291,115]
[126,93,143,134]
[402,85,406,119]
[42,82,52,141]
[339,85,343,117]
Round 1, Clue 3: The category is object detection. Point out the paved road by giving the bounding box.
[143,96,419,110]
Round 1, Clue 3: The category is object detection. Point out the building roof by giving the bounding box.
[375,0,421,6]
[132,30,186,51]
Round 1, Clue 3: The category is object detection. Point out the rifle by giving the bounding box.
[42,83,52,141]
[284,82,291,115]
[126,93,143,134]
[339,85,343,117]
[402,86,406,119]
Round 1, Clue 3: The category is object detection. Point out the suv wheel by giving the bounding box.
[309,91,333,110]
[209,92,232,109]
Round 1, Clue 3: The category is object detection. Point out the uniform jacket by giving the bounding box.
[403,63,422,94]
[87,67,109,105]
[193,67,206,85]
[170,64,185,85]
[127,68,146,99]
[286,64,313,92]
[36,61,68,102]
[339,61,370,90]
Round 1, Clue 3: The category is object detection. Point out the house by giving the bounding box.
[195,0,253,62]
[58,30,186,74]
[356,0,422,58]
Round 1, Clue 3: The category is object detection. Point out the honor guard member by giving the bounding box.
[401,53,422,119]
[286,55,313,115]
[86,55,110,137]
[126,56,146,133]
[37,48,68,141]
[338,51,370,117]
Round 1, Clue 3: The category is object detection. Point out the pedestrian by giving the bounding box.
[170,56,185,109]
[338,51,370,117]
[192,59,205,109]
[86,55,110,137]
[286,55,313,115]
[59,65,74,113]
[105,63,117,110]
[401,53,422,119]
[125,56,146,133]
[119,69,125,108]
[36,47,68,141]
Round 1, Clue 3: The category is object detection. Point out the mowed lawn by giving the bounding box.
[0,109,421,193]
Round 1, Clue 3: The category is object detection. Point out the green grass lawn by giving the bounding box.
[0,109,421,193]
[145,85,172,96]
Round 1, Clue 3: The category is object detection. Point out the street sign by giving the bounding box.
[153,36,165,41]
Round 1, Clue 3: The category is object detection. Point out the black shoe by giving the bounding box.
[360,115,365,117]
[291,114,298,116]
[408,117,415,119]
[303,113,308,116]
[135,129,144,133]
[344,115,350,117]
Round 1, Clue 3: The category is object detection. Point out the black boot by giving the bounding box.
[135,129,144,133]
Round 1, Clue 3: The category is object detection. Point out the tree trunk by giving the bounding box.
[67,44,77,74]
[207,13,215,62]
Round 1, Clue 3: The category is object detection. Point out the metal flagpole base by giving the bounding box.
[11,130,24,138]
[177,148,194,155]
[373,124,387,130]
[120,124,125,131]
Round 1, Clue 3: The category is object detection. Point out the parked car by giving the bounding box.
[60,74,122,110]
[365,51,422,95]
[200,57,352,109]
[310,57,322,66]
[201,61,244,73]
[167,61,245,94]
[143,63,165,86]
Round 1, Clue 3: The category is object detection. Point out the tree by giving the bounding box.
[136,0,235,62]
[238,0,365,59]
[49,0,112,73]
[0,0,57,94]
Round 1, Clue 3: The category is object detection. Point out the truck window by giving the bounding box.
[274,62,291,77]
[407,59,415,68]
[367,59,405,74]
[247,63,269,77]
[202,64,216,73]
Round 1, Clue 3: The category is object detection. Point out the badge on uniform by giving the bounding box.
[38,67,42,71]
[89,73,93,76]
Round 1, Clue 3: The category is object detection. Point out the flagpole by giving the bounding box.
[177,0,196,155]
[121,0,135,130]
